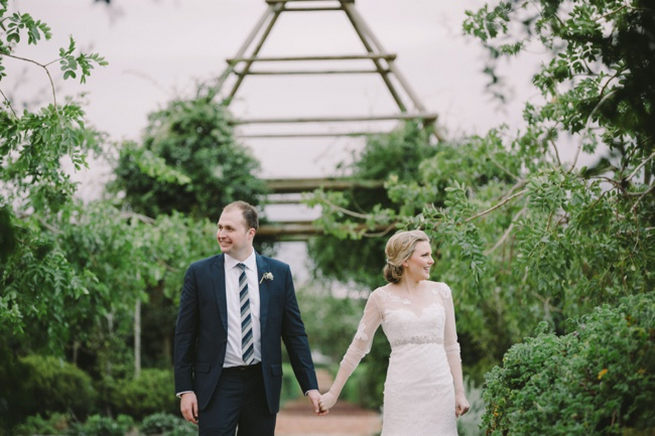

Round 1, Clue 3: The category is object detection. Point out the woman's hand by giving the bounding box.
[319,390,338,412]
[455,393,470,418]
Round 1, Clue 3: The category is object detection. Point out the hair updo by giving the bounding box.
[383,230,430,283]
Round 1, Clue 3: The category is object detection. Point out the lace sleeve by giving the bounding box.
[323,291,382,404]
[441,283,460,357]
[340,291,382,370]
[441,283,465,396]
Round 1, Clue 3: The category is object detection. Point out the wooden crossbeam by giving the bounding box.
[258,222,318,238]
[258,221,391,240]
[232,113,438,125]
[236,68,388,75]
[266,0,353,3]
[238,131,385,138]
[282,7,343,11]
[227,54,396,64]
[265,177,383,193]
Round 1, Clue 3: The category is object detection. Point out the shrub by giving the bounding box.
[13,412,71,435]
[17,355,97,419]
[482,292,655,435]
[140,412,194,435]
[69,414,134,436]
[107,368,177,420]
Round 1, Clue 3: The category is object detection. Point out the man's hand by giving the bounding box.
[180,392,199,424]
[306,389,329,416]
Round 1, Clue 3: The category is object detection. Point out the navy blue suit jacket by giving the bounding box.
[174,252,318,413]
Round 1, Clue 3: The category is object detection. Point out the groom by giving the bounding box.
[174,200,324,435]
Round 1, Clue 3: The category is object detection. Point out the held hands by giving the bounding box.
[180,392,198,425]
[455,393,470,418]
[306,389,329,416]
[318,390,338,413]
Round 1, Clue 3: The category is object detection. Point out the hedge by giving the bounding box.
[482,292,655,435]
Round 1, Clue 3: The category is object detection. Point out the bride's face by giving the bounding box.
[403,240,434,281]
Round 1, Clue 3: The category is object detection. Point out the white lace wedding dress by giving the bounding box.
[333,282,462,435]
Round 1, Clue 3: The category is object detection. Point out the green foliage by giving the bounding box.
[463,0,655,155]
[0,1,106,83]
[0,102,102,213]
[106,369,178,420]
[0,3,105,213]
[57,37,108,83]
[0,2,109,354]
[16,355,97,419]
[110,86,267,220]
[297,288,365,362]
[307,122,439,290]
[308,0,655,392]
[69,414,135,436]
[139,413,195,436]
[482,292,655,435]
[12,413,135,436]
[12,413,71,436]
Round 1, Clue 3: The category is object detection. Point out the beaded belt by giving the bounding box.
[389,335,443,347]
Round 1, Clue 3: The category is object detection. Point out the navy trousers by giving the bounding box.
[198,363,276,436]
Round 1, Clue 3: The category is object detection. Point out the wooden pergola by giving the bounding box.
[215,0,440,238]
[216,0,441,138]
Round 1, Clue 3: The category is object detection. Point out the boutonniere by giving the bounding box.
[260,272,274,284]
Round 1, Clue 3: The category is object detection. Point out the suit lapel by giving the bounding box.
[256,253,270,331]
[212,254,228,334]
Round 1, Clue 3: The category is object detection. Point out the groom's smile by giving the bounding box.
[216,207,256,259]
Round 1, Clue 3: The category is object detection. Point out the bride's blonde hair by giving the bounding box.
[383,230,430,283]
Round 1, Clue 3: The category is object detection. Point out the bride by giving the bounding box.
[319,230,469,435]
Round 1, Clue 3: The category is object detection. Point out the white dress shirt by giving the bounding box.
[223,251,262,367]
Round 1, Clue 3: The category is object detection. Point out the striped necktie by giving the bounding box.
[237,263,255,365]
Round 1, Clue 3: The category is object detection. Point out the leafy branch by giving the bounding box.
[0,7,107,111]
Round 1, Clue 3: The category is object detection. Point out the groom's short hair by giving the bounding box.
[223,200,259,231]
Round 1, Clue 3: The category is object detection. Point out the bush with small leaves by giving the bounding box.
[13,413,71,435]
[16,355,97,419]
[140,412,194,435]
[107,369,177,420]
[68,414,134,436]
[482,292,655,435]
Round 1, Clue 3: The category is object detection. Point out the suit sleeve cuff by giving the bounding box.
[176,390,193,399]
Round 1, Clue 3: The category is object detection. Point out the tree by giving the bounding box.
[307,0,655,407]
[110,85,267,222]
[307,122,440,290]
[0,0,107,343]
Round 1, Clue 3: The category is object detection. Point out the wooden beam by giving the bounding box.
[341,3,408,111]
[232,113,438,125]
[228,4,284,100]
[265,177,383,193]
[227,54,396,64]
[214,6,276,93]
[282,7,343,11]
[266,0,353,3]
[258,221,392,240]
[238,131,384,138]
[236,68,388,75]
[258,222,318,237]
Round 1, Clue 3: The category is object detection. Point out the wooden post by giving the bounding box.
[214,6,275,93]
[228,4,285,100]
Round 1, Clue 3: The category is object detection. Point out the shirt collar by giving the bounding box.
[224,250,257,272]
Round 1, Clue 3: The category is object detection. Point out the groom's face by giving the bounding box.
[216,207,255,258]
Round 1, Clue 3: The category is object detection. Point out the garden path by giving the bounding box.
[275,369,382,436]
